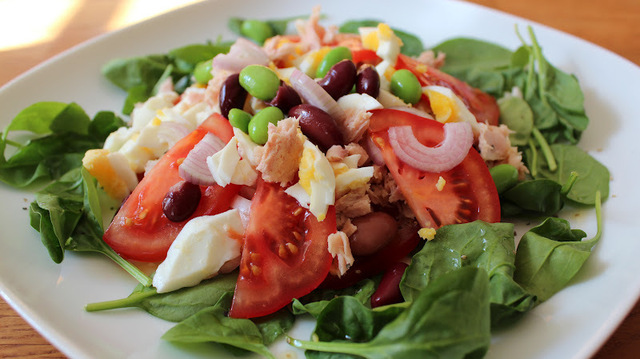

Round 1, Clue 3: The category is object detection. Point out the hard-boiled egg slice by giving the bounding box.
[153,209,244,293]
[423,85,477,127]
[207,137,258,187]
[82,149,138,200]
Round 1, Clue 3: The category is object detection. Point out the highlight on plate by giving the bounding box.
[0,6,610,358]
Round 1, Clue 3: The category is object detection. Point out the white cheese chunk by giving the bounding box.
[153,209,244,293]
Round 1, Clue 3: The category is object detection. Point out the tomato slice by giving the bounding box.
[351,49,381,66]
[369,109,500,228]
[230,179,335,318]
[103,114,239,262]
[395,54,500,126]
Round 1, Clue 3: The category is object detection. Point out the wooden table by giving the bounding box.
[1,0,639,357]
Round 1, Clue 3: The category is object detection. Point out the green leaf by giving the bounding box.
[502,179,564,215]
[162,293,277,359]
[290,267,491,359]
[514,193,602,301]
[433,38,513,73]
[497,95,534,146]
[86,273,237,322]
[292,279,377,318]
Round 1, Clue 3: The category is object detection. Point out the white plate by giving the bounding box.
[1,0,639,358]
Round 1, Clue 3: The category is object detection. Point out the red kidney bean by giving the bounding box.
[162,181,201,222]
[317,59,357,100]
[219,73,247,119]
[356,65,380,98]
[267,83,302,113]
[349,212,398,256]
[288,104,343,151]
[371,262,408,308]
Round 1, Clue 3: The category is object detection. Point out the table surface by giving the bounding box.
[1,0,639,358]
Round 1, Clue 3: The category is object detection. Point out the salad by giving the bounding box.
[0,7,610,358]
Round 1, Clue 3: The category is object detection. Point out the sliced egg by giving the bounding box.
[153,209,244,293]
[207,137,258,187]
[423,85,477,127]
[82,149,138,200]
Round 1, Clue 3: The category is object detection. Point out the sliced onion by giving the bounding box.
[178,133,226,185]
[289,69,346,123]
[388,122,473,173]
[230,194,252,229]
[362,135,385,166]
[212,38,269,73]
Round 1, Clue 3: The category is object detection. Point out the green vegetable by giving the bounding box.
[248,106,284,145]
[497,95,534,146]
[0,102,124,189]
[102,41,231,114]
[489,164,519,194]
[162,292,289,358]
[228,108,252,134]
[29,168,151,285]
[239,65,280,101]
[85,273,237,322]
[400,221,536,327]
[292,278,377,318]
[526,143,609,205]
[514,192,603,301]
[193,59,213,84]
[316,46,352,78]
[501,178,564,215]
[289,267,491,358]
[390,69,422,105]
[228,15,306,45]
[240,19,275,45]
[338,19,425,56]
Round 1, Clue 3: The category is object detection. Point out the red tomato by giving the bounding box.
[395,54,500,126]
[351,49,381,66]
[103,114,239,262]
[230,179,336,318]
[369,109,501,228]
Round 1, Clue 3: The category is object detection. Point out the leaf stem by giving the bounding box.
[531,127,557,171]
[85,288,157,312]
[527,138,538,177]
[100,245,152,286]
[287,336,365,355]
[560,171,579,195]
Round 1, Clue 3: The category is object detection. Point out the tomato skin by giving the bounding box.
[395,54,500,126]
[103,114,239,262]
[351,49,381,66]
[230,179,335,318]
[369,109,501,229]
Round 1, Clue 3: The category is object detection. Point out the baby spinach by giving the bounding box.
[292,278,377,318]
[497,95,534,146]
[399,221,536,327]
[289,267,491,359]
[86,273,237,322]
[339,19,425,56]
[526,143,609,205]
[514,192,603,301]
[0,102,124,188]
[501,178,564,216]
[102,41,230,114]
[29,167,151,286]
[162,292,288,359]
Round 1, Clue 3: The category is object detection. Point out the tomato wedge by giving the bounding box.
[369,109,500,228]
[103,114,239,262]
[230,179,336,318]
[395,54,500,126]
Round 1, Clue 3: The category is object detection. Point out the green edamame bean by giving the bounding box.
[316,46,352,78]
[390,69,422,105]
[240,19,274,44]
[193,59,213,84]
[239,65,280,101]
[228,108,252,134]
[489,164,519,194]
[248,106,284,145]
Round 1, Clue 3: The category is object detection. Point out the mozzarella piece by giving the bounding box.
[153,209,244,293]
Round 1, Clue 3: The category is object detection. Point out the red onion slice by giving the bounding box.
[289,69,346,123]
[388,122,473,173]
[179,133,226,185]
[362,135,385,166]
[212,38,269,73]
[230,194,252,229]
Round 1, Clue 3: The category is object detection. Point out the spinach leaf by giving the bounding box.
[399,221,535,327]
[338,19,425,56]
[162,292,278,359]
[28,167,150,285]
[514,192,603,301]
[254,309,296,346]
[0,102,124,188]
[292,279,377,318]
[289,267,491,359]
[501,179,564,215]
[102,42,230,114]
[86,273,237,322]
[498,95,534,146]
[527,143,609,205]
